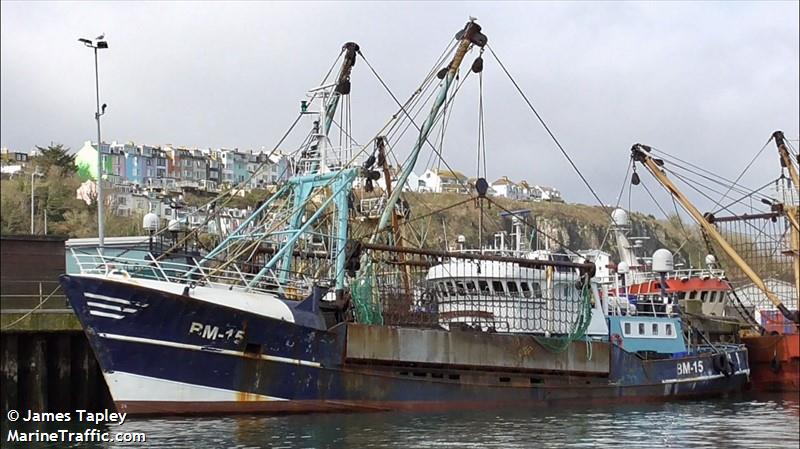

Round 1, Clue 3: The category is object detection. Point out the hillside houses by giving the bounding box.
[74,141,290,193]
[418,169,469,193]
[0,147,30,177]
[5,139,565,227]
[490,176,562,202]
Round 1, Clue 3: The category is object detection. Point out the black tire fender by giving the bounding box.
[770,355,782,373]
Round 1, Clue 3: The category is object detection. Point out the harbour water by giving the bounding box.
[6,393,797,448]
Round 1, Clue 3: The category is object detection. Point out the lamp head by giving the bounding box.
[78,37,108,49]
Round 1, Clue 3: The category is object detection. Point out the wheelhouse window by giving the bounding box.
[506,282,519,295]
[652,323,659,335]
[530,282,543,298]
[492,281,505,294]
[455,281,466,295]
[700,291,709,302]
[638,323,645,335]
[666,323,673,336]
[465,281,477,294]
[520,282,531,298]
[624,322,631,335]
[478,280,490,294]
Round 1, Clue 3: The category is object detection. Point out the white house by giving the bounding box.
[532,185,563,202]
[418,169,468,193]
[491,176,525,200]
[373,167,421,193]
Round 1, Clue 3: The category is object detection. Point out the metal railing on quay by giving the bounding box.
[0,280,69,313]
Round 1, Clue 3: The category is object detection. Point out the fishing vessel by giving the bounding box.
[60,20,749,415]
[629,137,799,393]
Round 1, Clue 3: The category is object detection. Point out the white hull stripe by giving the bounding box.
[90,310,125,320]
[98,332,322,368]
[85,292,132,305]
[103,371,288,402]
[661,369,750,384]
[87,301,137,313]
[79,274,295,323]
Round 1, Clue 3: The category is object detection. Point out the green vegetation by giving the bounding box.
[1,144,144,237]
[31,143,76,175]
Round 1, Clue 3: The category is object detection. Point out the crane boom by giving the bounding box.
[631,143,799,324]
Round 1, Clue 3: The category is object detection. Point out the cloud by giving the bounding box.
[1,2,798,215]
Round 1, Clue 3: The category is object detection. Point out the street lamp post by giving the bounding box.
[79,35,108,250]
[30,171,41,234]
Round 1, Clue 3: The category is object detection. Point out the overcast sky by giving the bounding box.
[2,1,798,215]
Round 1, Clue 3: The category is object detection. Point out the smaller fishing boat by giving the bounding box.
[630,139,799,393]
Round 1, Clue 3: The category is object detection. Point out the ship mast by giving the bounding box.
[189,43,360,286]
[631,143,800,324]
[370,19,487,242]
[773,131,800,231]
[772,130,800,308]
[773,130,800,194]
[352,19,487,324]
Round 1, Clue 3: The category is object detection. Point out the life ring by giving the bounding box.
[610,333,624,347]
[107,268,131,279]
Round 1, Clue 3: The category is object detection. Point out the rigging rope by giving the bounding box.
[711,137,773,213]
[358,49,478,197]
[486,44,609,215]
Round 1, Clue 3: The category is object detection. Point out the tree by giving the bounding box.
[33,143,75,176]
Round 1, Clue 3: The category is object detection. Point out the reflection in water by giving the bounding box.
[118,395,799,449]
[4,394,798,448]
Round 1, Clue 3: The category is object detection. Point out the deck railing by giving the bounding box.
[297,146,366,175]
[629,267,727,284]
[69,248,309,297]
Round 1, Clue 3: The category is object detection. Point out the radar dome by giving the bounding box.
[142,212,159,231]
[704,254,717,267]
[611,208,629,227]
[652,249,674,273]
[617,261,630,274]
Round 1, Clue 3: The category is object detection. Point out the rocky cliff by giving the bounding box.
[402,192,706,267]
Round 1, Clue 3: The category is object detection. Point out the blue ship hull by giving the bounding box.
[60,274,750,415]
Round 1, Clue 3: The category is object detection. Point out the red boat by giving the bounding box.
[743,311,800,393]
